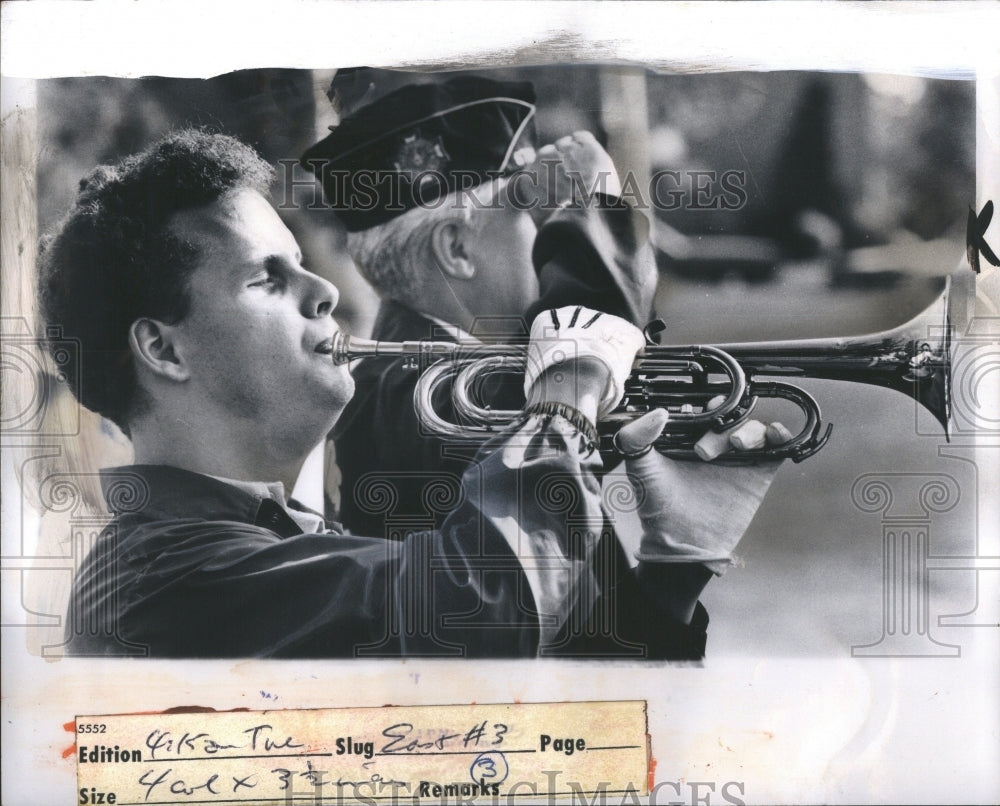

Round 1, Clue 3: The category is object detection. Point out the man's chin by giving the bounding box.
[312,361,355,400]
[280,371,354,441]
[335,372,356,407]
[322,374,355,424]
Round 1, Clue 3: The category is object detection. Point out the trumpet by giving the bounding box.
[332,279,953,463]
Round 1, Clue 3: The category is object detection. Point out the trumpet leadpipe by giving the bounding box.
[331,333,524,365]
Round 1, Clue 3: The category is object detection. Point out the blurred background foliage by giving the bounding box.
[36,67,974,339]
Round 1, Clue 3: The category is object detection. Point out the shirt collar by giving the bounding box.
[207,475,326,535]
[99,465,329,538]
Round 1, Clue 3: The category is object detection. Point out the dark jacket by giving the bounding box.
[65,427,707,660]
[65,462,541,658]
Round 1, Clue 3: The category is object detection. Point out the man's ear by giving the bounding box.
[430,219,476,280]
[128,318,189,382]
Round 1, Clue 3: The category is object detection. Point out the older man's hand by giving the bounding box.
[617,408,787,575]
[524,131,622,225]
[523,306,645,429]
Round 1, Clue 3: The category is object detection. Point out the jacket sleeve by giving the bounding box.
[527,195,657,327]
[110,414,605,659]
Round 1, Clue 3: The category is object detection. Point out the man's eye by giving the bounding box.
[249,274,277,288]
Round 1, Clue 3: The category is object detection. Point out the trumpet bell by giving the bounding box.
[703,276,952,439]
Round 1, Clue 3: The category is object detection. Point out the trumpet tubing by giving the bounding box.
[331,279,952,463]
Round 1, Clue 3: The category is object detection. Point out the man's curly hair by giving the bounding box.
[37,130,274,436]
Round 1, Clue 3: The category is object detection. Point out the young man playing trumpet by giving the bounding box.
[39,130,783,659]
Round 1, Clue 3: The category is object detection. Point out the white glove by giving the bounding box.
[617,409,786,574]
[523,306,645,419]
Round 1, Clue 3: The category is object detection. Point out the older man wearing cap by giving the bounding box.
[301,74,658,541]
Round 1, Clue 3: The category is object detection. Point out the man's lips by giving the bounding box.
[314,337,334,355]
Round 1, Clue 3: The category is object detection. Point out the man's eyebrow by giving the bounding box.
[263,251,303,266]
[255,251,302,276]
[262,255,285,273]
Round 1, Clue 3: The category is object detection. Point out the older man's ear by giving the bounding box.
[430,219,477,280]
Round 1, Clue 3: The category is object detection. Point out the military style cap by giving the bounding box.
[301,75,536,232]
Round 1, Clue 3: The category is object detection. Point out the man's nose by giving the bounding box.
[302,273,339,318]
